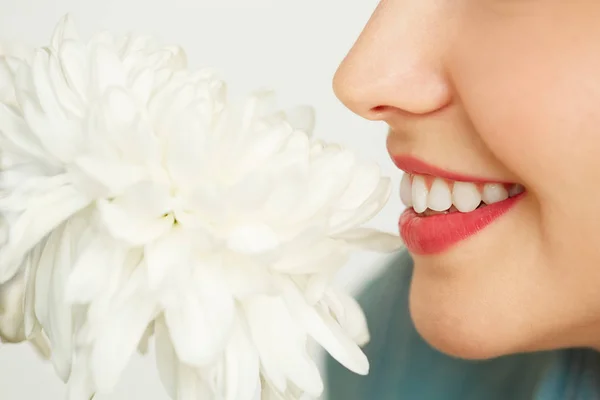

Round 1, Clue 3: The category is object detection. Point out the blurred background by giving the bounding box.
[0,1,403,398]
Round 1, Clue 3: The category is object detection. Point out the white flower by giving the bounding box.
[0,15,402,400]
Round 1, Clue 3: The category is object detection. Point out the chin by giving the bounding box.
[407,260,529,361]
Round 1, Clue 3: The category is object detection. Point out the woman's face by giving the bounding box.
[334,0,600,358]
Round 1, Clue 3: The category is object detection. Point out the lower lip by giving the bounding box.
[399,193,525,255]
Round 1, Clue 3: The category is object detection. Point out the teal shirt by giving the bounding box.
[326,250,600,399]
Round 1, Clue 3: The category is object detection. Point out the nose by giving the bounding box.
[333,0,454,120]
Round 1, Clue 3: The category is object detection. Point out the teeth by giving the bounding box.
[482,183,508,204]
[452,182,481,212]
[428,178,452,211]
[508,184,525,197]
[400,173,412,207]
[399,173,525,214]
[411,175,428,213]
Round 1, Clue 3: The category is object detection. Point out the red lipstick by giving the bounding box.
[399,194,523,254]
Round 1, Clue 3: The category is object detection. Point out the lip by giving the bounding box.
[392,155,510,184]
[399,193,525,255]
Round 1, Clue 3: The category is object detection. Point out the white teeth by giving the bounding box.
[400,173,412,207]
[411,175,428,213]
[400,173,524,214]
[427,178,452,211]
[452,182,482,212]
[508,184,525,197]
[482,183,508,204]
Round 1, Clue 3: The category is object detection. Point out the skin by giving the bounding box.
[333,0,600,360]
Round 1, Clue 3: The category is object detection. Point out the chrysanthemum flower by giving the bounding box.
[0,15,402,400]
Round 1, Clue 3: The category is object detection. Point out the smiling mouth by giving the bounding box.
[400,173,526,216]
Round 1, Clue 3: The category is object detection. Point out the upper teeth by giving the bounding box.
[400,174,523,214]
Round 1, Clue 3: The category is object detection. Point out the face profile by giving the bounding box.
[334,0,600,359]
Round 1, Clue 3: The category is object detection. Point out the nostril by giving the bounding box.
[368,105,394,120]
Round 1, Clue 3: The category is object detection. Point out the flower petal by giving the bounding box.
[0,270,26,342]
[57,39,89,102]
[23,245,43,338]
[335,164,381,211]
[245,296,323,396]
[97,198,173,246]
[164,269,235,366]
[324,290,370,347]
[50,14,80,51]
[47,221,80,381]
[154,316,177,398]
[90,267,158,391]
[223,323,260,400]
[332,228,403,253]
[328,177,391,235]
[89,44,126,95]
[280,279,369,376]
[65,230,128,304]
[0,184,89,284]
[226,223,281,255]
[0,102,47,160]
[66,350,96,400]
[144,226,192,290]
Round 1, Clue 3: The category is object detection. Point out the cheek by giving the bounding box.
[451,10,600,234]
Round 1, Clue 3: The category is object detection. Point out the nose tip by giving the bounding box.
[333,62,452,120]
[332,1,453,121]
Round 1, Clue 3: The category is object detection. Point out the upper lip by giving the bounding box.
[391,155,511,184]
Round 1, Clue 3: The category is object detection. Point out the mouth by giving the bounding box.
[393,156,526,255]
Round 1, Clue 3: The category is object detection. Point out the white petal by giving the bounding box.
[97,198,173,246]
[33,224,73,380]
[65,232,127,304]
[137,321,154,354]
[332,228,403,253]
[335,164,381,210]
[23,246,42,337]
[227,223,281,255]
[328,177,391,235]
[272,239,346,274]
[21,95,80,162]
[57,40,89,102]
[155,316,177,399]
[31,49,66,118]
[144,226,192,289]
[164,282,234,366]
[130,67,155,106]
[50,14,81,51]
[221,256,277,300]
[90,268,157,391]
[304,267,339,305]
[48,49,84,118]
[177,365,212,400]
[72,156,147,196]
[245,296,323,396]
[280,279,369,375]
[90,44,126,95]
[224,323,260,400]
[47,221,79,381]
[0,102,46,159]
[0,184,89,284]
[0,270,26,342]
[325,290,370,346]
[67,351,96,400]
